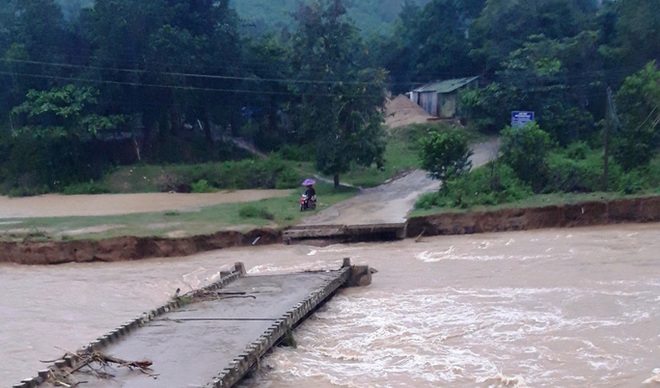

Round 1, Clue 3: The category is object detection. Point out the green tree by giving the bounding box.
[0,0,71,115]
[610,0,660,71]
[376,0,484,93]
[462,32,599,143]
[8,84,126,188]
[240,33,294,151]
[470,0,597,76]
[82,0,242,161]
[289,0,388,188]
[613,61,660,171]
[501,122,553,191]
[10,84,125,139]
[419,129,472,184]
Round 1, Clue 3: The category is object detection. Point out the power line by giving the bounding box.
[0,58,378,86]
[0,70,384,98]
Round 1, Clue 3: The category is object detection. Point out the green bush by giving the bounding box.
[565,141,590,160]
[275,168,300,189]
[419,129,472,183]
[275,144,316,162]
[547,150,604,193]
[191,179,215,193]
[501,122,554,191]
[415,163,532,209]
[616,170,647,194]
[61,180,111,195]
[110,158,301,193]
[238,204,275,220]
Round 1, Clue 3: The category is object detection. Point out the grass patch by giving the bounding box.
[97,158,303,194]
[0,183,358,241]
[238,204,275,220]
[409,191,651,217]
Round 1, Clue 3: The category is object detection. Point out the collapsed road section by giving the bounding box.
[14,259,374,388]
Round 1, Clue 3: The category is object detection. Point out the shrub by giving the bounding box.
[501,122,553,191]
[547,150,604,193]
[616,170,647,194]
[238,204,275,220]
[565,141,590,160]
[415,163,532,209]
[61,180,111,195]
[275,144,316,162]
[191,179,215,193]
[419,129,472,183]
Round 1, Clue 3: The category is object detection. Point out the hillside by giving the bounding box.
[54,0,430,35]
[232,0,431,36]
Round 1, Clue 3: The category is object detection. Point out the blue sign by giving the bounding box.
[511,111,535,128]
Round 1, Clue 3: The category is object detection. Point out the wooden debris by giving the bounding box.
[43,349,156,386]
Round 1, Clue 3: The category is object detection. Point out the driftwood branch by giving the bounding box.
[43,349,156,386]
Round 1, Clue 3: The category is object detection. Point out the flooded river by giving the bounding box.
[1,224,658,387]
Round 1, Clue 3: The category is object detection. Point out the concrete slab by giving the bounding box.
[38,271,349,388]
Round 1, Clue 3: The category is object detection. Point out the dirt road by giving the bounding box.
[0,190,292,219]
[0,139,498,227]
[301,138,500,226]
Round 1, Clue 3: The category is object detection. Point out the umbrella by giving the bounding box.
[301,178,316,186]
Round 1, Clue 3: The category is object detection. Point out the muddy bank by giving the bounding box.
[1,197,657,265]
[0,229,282,265]
[407,196,660,236]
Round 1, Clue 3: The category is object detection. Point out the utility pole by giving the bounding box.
[602,87,612,192]
[602,87,619,192]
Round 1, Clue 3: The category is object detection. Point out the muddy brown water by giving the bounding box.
[1,223,658,387]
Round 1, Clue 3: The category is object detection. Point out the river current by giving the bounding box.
[1,224,658,387]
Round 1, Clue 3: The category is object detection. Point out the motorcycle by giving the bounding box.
[300,193,317,211]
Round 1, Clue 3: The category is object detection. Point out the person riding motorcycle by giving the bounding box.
[305,185,316,200]
[301,184,317,210]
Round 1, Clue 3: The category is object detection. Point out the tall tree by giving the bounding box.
[613,61,659,170]
[83,0,242,160]
[470,0,598,77]
[0,0,70,115]
[241,33,293,151]
[610,0,660,71]
[377,0,484,92]
[8,84,126,188]
[289,0,388,187]
[462,31,601,143]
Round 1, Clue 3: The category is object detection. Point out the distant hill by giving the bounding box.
[53,0,431,35]
[232,0,432,36]
[54,0,94,20]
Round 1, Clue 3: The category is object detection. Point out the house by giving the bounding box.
[409,76,479,118]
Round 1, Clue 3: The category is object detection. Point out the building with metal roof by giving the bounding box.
[410,76,479,118]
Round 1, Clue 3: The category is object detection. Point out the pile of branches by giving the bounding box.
[42,350,155,386]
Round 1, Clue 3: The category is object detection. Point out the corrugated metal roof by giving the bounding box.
[412,76,479,94]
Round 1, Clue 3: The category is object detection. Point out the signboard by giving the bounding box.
[511,111,535,128]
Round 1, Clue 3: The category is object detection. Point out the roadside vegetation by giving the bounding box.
[414,62,658,213]
[0,183,359,241]
[0,0,657,239]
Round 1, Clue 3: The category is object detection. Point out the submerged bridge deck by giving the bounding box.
[15,260,372,388]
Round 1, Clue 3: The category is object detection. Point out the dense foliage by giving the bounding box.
[0,0,658,200]
[231,0,432,36]
[419,129,472,183]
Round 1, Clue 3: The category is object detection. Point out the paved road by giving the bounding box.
[302,138,500,226]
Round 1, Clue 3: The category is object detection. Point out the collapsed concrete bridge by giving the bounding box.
[14,259,373,388]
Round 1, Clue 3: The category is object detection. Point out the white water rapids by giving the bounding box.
[1,224,658,387]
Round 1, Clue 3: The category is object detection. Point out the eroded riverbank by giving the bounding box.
[1,224,658,387]
[1,196,658,265]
